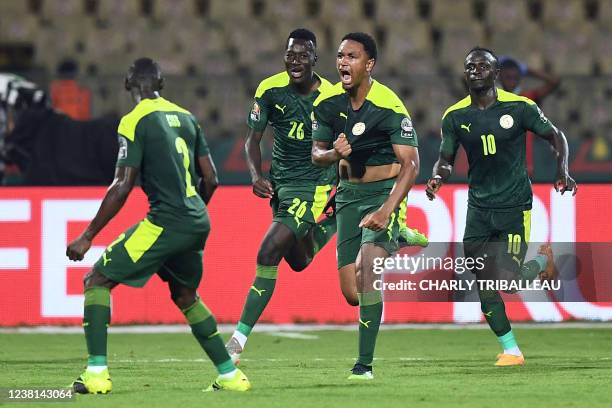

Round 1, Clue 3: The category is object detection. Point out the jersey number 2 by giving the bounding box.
[175,137,197,197]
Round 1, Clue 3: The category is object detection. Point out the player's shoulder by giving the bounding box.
[118,97,192,141]
[366,80,409,116]
[313,81,345,107]
[497,88,537,106]
[442,95,472,120]
[254,71,290,98]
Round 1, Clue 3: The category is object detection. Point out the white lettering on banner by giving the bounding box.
[0,200,31,221]
[41,200,106,317]
[453,189,468,242]
[519,192,574,321]
[452,191,571,323]
[0,248,28,269]
[0,200,30,270]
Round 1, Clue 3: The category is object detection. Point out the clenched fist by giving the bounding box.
[334,133,352,158]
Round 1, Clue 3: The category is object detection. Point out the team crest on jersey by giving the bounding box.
[250,101,261,121]
[401,117,414,138]
[117,136,128,160]
[499,114,514,129]
[352,122,366,136]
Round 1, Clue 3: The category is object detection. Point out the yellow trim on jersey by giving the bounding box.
[442,95,471,120]
[523,210,531,243]
[366,80,410,116]
[118,97,191,141]
[313,81,345,107]
[442,88,537,120]
[254,71,290,98]
[255,71,333,99]
[124,218,163,263]
[497,88,536,105]
[311,184,332,220]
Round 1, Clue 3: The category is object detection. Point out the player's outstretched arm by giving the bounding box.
[536,125,577,196]
[311,134,350,167]
[66,166,138,261]
[360,145,419,231]
[197,154,218,204]
[426,151,455,201]
[245,128,273,198]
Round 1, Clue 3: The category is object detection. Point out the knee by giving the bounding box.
[344,293,359,306]
[171,289,197,310]
[83,269,115,290]
[286,258,309,272]
[257,243,282,266]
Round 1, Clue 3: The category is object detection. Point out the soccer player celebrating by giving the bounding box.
[225,29,338,362]
[66,58,250,393]
[312,32,420,380]
[426,47,577,366]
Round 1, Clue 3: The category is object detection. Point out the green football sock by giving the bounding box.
[312,216,337,254]
[479,290,511,337]
[83,287,111,367]
[182,298,235,375]
[357,291,383,366]
[237,265,278,336]
[519,254,548,281]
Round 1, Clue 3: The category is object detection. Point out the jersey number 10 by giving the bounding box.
[480,134,497,156]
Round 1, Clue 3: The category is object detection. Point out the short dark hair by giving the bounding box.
[466,46,498,67]
[287,28,317,47]
[128,57,163,89]
[341,32,377,60]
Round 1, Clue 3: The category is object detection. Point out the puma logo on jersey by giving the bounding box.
[339,112,347,119]
[359,318,371,328]
[294,217,303,228]
[251,286,266,296]
[275,104,287,114]
[102,253,112,266]
[461,123,471,133]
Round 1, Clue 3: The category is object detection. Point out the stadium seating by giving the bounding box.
[1,0,609,157]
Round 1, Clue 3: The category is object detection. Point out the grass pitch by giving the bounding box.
[1,326,611,408]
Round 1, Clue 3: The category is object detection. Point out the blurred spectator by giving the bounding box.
[49,58,92,120]
[498,56,561,175]
[0,73,48,184]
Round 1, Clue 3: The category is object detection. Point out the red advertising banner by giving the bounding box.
[1,185,611,326]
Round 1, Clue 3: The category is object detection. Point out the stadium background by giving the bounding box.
[0,0,611,325]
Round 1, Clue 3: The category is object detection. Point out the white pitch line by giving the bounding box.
[2,322,612,334]
[113,357,429,364]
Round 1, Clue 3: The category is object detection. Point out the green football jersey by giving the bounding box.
[440,88,553,210]
[246,71,335,186]
[116,97,210,233]
[312,80,418,171]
